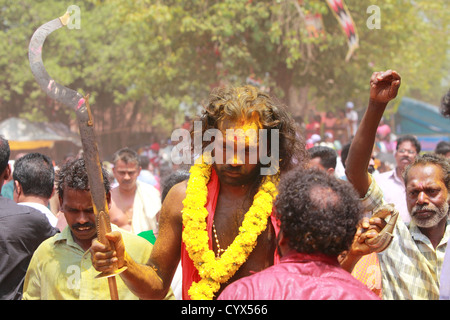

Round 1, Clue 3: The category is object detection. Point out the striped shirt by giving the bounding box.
[361,175,449,300]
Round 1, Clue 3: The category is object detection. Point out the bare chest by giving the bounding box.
[212,193,276,288]
[110,190,135,229]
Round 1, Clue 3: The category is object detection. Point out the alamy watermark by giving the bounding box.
[366,5,381,29]
[67,5,81,29]
[170,121,280,175]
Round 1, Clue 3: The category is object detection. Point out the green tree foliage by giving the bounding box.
[0,0,448,153]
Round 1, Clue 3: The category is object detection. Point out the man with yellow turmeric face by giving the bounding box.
[213,117,261,187]
[89,85,308,300]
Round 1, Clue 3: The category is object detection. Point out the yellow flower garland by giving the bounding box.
[182,156,279,300]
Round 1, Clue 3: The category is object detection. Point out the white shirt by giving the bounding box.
[18,202,58,227]
[346,109,358,136]
[373,169,410,224]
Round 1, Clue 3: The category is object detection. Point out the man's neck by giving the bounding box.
[118,183,138,196]
[395,166,405,183]
[71,232,93,252]
[218,176,262,200]
[18,195,49,207]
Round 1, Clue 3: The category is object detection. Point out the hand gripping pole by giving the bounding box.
[28,8,126,300]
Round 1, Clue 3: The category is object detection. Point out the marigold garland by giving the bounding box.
[182,156,279,300]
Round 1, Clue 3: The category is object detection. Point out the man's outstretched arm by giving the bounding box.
[345,70,401,197]
[90,181,186,300]
[340,70,401,272]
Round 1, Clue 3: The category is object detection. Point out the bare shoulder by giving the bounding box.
[159,180,188,224]
[150,179,187,269]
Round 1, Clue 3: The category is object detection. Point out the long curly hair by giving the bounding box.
[190,85,308,173]
[275,168,363,256]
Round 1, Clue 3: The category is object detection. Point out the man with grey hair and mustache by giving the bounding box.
[342,69,450,300]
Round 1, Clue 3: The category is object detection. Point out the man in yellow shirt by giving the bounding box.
[22,158,173,300]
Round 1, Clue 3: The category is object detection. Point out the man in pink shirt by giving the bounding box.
[218,168,380,300]
[374,135,421,224]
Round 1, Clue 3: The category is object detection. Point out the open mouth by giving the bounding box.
[73,223,95,233]
[76,226,93,231]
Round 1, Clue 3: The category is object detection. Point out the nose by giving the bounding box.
[230,154,244,166]
[123,172,133,180]
[77,211,91,224]
[417,191,428,205]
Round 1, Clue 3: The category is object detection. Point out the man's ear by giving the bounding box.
[106,191,112,210]
[13,180,22,202]
[278,230,289,246]
[13,180,21,195]
[1,164,11,182]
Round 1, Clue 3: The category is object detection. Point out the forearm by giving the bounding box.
[345,99,388,197]
[339,250,364,273]
[119,251,170,300]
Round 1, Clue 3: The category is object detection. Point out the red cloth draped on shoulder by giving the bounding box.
[180,168,280,300]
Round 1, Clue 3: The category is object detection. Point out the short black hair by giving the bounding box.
[56,157,111,200]
[308,146,337,170]
[435,141,450,156]
[441,88,450,118]
[161,170,190,202]
[0,136,10,174]
[340,141,352,169]
[275,168,362,256]
[13,153,54,199]
[396,135,421,154]
[139,155,150,169]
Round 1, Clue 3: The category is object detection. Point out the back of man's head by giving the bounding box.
[0,136,10,174]
[160,170,190,203]
[139,155,150,170]
[441,88,450,118]
[13,153,55,199]
[275,168,362,256]
[435,141,450,157]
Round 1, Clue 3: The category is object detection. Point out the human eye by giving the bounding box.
[66,207,79,214]
[407,189,418,197]
[85,207,95,214]
[426,188,440,197]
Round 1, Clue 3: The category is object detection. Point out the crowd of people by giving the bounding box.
[0,70,449,301]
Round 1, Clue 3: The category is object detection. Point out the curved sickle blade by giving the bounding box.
[28,12,84,111]
[365,203,399,253]
[28,10,125,300]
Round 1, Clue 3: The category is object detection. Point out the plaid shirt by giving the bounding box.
[361,175,450,300]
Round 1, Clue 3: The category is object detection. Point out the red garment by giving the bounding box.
[217,251,380,300]
[181,168,280,300]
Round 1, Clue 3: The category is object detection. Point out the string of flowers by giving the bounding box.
[182,155,279,299]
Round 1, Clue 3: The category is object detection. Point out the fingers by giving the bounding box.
[90,231,123,272]
[373,70,401,84]
[91,250,118,272]
[105,230,123,243]
[356,216,385,243]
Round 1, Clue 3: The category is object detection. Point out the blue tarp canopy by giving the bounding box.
[395,97,450,151]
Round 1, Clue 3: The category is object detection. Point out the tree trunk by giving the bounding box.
[273,62,309,117]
